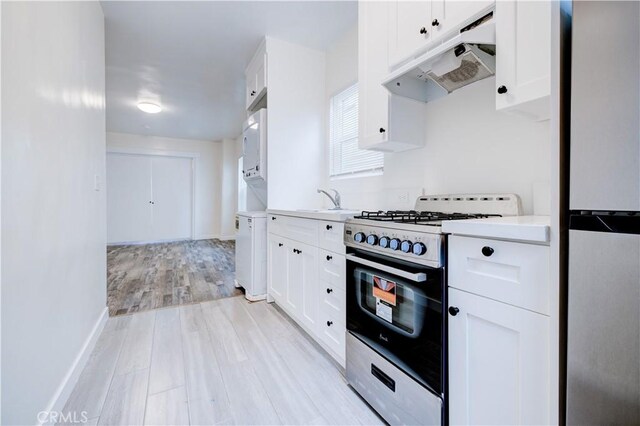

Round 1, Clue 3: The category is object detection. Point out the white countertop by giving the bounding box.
[441,215,551,243]
[267,209,359,222]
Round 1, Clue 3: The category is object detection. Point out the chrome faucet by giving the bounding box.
[317,188,342,210]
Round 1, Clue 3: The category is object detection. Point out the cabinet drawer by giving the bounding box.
[318,221,345,253]
[267,214,283,236]
[318,301,346,361]
[318,249,346,291]
[268,215,318,246]
[320,284,345,319]
[449,236,550,315]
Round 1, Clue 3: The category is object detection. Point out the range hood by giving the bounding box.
[383,16,496,103]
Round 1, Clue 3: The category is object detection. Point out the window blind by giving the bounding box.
[329,83,383,178]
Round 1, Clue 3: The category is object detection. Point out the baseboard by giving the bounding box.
[41,307,108,425]
[194,234,218,241]
[108,235,234,245]
[107,237,191,246]
[194,234,236,241]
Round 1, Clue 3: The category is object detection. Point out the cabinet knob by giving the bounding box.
[497,85,508,94]
[326,224,333,230]
[482,246,495,257]
[419,27,427,34]
[271,216,276,220]
[278,243,283,247]
[326,255,333,261]
[448,306,459,316]
[432,19,440,27]
[326,321,333,327]
[379,127,386,133]
[326,288,333,294]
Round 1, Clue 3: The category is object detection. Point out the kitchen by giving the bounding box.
[237,1,555,424]
[2,0,638,425]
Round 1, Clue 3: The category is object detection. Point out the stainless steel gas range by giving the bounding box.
[343,194,522,425]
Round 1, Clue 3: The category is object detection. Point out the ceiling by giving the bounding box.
[102,1,357,142]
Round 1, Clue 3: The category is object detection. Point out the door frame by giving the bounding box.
[106,147,198,243]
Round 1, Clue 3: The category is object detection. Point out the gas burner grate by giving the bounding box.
[355,210,501,225]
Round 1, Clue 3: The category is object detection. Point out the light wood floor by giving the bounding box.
[62,296,383,425]
[107,240,241,316]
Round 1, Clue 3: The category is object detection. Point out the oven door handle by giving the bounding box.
[345,254,427,282]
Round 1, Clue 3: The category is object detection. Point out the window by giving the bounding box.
[329,83,383,178]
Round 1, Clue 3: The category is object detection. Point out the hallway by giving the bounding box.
[107,239,240,316]
[62,297,381,425]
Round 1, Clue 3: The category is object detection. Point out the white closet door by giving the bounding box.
[107,153,153,244]
[150,156,193,241]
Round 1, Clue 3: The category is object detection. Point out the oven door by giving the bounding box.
[346,250,444,396]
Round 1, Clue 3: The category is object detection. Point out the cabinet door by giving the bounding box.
[448,288,550,425]
[299,242,319,332]
[255,53,267,96]
[358,0,389,149]
[267,235,287,302]
[285,245,303,316]
[495,0,551,120]
[245,62,258,110]
[430,0,492,41]
[388,1,431,68]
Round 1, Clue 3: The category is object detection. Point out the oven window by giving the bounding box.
[355,267,427,336]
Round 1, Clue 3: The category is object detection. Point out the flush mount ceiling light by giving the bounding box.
[137,102,162,113]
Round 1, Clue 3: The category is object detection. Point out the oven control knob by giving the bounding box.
[400,240,413,253]
[354,232,366,243]
[366,234,378,245]
[389,238,401,250]
[379,236,390,248]
[412,242,427,256]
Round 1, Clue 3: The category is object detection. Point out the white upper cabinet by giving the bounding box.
[387,0,494,69]
[245,42,267,111]
[359,0,390,149]
[359,1,426,152]
[430,0,493,40]
[495,0,551,120]
[388,1,432,68]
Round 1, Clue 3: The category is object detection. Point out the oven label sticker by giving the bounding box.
[376,299,393,323]
[373,276,397,306]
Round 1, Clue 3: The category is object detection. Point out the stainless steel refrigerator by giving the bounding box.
[567,1,640,424]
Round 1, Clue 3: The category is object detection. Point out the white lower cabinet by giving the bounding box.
[267,215,347,365]
[448,288,550,425]
[267,235,287,301]
[297,242,319,332]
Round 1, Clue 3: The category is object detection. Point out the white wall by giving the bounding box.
[323,27,551,215]
[107,132,223,240]
[0,4,4,420]
[220,137,238,238]
[1,2,106,424]
[266,37,326,210]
